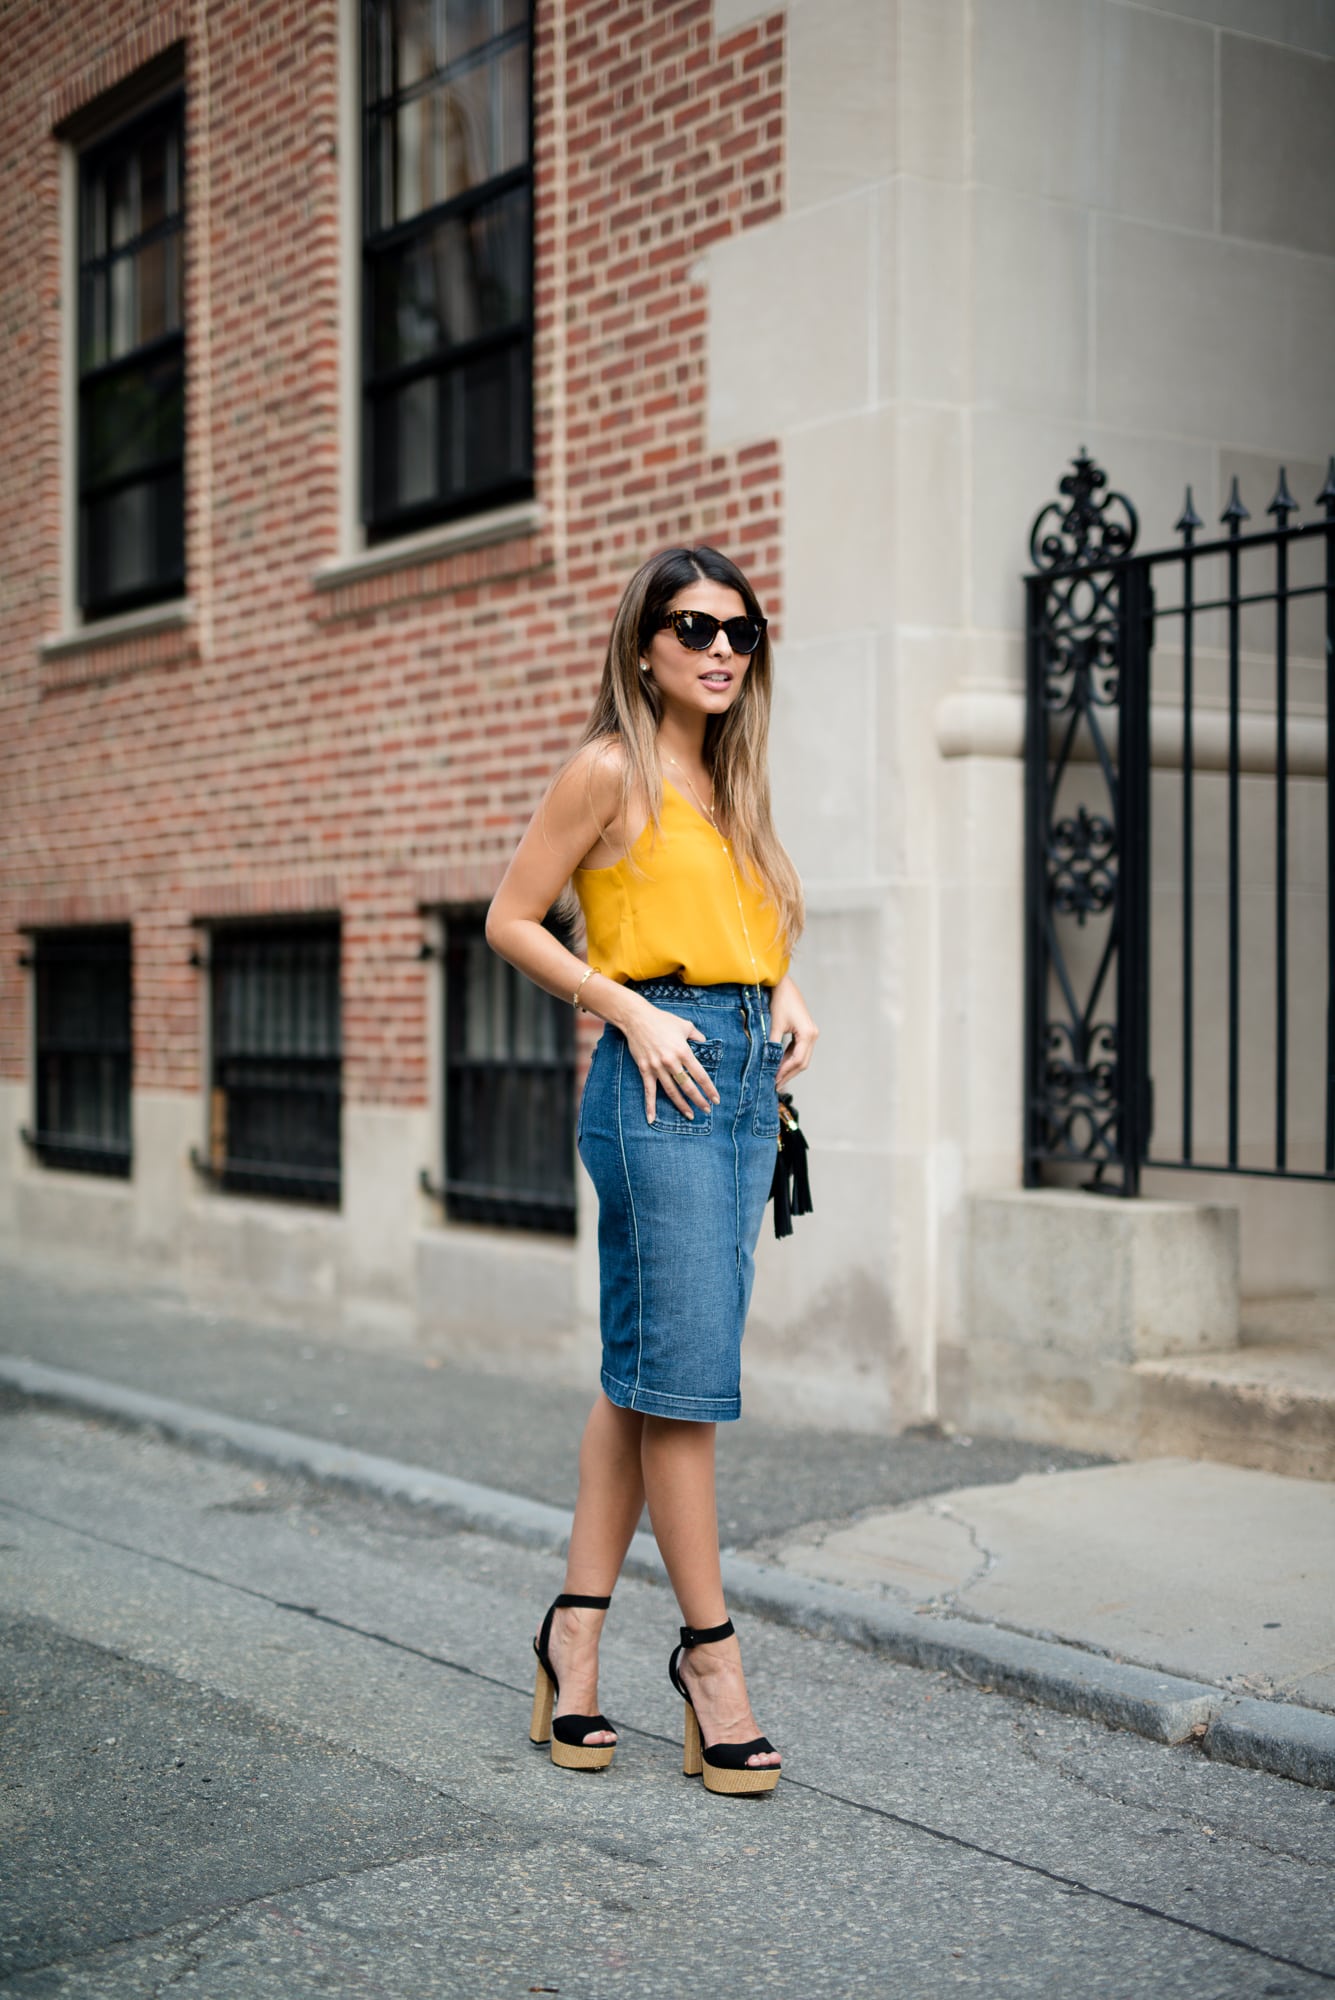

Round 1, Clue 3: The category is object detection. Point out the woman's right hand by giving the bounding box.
[622,1002,721,1124]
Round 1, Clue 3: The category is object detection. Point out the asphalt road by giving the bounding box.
[3,1403,1333,1999]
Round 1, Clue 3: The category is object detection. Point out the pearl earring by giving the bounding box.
[639,658,650,672]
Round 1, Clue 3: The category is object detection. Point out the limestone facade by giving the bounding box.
[3,0,1332,1433]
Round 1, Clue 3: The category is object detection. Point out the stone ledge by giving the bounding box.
[312,501,544,590]
[969,1188,1240,1365]
[39,597,193,660]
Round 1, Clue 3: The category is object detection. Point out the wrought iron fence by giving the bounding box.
[1024,449,1335,1194]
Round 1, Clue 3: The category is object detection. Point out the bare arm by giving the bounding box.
[485,745,721,1123]
[768,970,819,1089]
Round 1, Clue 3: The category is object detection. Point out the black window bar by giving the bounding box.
[427,907,575,1234]
[21,928,133,1176]
[360,0,534,542]
[193,922,342,1206]
[77,90,186,618]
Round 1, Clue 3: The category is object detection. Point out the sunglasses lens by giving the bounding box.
[672,611,718,649]
[724,619,763,653]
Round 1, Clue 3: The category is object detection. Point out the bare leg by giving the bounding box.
[640,1416,780,1770]
[541,1393,645,1747]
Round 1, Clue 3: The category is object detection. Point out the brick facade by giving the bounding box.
[1,0,786,1116]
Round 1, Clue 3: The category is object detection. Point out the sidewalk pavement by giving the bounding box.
[3,1244,1333,1789]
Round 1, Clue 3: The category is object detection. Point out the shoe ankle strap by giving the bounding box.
[678,1617,734,1649]
[554,1592,612,1610]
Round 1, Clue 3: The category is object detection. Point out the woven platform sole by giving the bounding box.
[683,1701,781,1794]
[530,1663,616,1769]
[550,1736,617,1771]
[701,1759,782,1796]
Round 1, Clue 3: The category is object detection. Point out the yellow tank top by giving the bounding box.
[573,781,790,988]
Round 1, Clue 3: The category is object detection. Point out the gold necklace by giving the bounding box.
[663,755,760,981]
[665,756,717,827]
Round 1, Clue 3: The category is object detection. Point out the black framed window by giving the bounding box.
[77,90,186,618]
[203,923,341,1206]
[361,0,533,541]
[23,929,132,1177]
[442,909,575,1233]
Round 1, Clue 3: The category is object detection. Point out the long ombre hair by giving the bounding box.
[556,546,804,955]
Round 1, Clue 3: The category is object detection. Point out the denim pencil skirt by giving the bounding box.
[576,976,783,1424]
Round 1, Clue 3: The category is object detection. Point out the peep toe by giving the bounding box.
[668,1618,781,1796]
[530,1593,617,1771]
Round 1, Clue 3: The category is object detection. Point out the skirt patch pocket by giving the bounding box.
[649,1036,724,1134]
[752,1039,785,1137]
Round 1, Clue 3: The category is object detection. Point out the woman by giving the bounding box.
[485,545,817,1796]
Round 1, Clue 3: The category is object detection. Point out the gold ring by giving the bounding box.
[673,1067,689,1081]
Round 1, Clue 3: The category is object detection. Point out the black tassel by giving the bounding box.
[769,1093,812,1238]
[769,1133,792,1237]
[786,1117,812,1219]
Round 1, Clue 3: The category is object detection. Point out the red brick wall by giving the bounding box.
[0,0,785,1108]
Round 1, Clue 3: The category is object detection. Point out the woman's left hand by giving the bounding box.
[767,974,818,1089]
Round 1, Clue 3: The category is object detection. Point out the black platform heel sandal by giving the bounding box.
[530,1593,617,1771]
[668,1618,781,1797]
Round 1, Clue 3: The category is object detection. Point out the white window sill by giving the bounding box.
[313,500,544,591]
[40,598,193,659]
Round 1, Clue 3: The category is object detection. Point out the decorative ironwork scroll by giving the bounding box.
[1024,450,1148,1192]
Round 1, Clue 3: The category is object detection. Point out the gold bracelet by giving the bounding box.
[572,965,596,1008]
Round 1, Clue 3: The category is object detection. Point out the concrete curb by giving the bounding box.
[5,1354,1333,1791]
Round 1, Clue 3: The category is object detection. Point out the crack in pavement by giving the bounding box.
[929,1499,999,1606]
[4,1493,1335,1988]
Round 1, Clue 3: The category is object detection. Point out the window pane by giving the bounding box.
[109,252,136,356]
[166,235,182,331]
[137,238,169,342]
[444,0,496,63]
[452,340,525,496]
[371,187,528,369]
[383,51,528,225]
[374,373,439,513]
[394,0,436,87]
[88,483,153,600]
[392,90,429,221]
[83,466,183,607]
[102,238,179,355]
[108,153,138,249]
[139,127,170,231]
[82,175,106,258]
[83,356,183,485]
[215,935,341,1060]
[497,41,528,170]
[80,271,106,368]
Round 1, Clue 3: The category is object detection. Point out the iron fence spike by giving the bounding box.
[1220,474,1250,530]
[1175,485,1203,539]
[1266,465,1298,523]
[1317,455,1335,512]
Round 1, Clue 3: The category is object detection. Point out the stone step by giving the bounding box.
[1133,1296,1335,1481]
